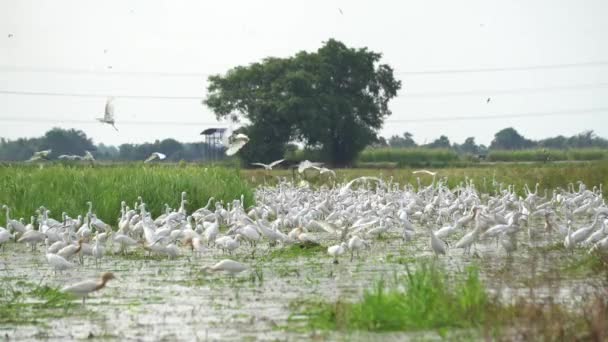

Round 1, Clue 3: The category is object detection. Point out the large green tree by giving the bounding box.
[490,127,536,150]
[204,39,401,166]
[43,128,96,158]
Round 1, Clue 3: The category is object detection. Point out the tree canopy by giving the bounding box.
[204,39,401,166]
[490,127,536,150]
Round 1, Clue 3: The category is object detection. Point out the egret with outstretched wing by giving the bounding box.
[97,98,119,131]
[251,159,284,170]
[144,152,167,163]
[225,133,250,156]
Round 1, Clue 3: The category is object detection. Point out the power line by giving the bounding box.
[0,107,605,126]
[397,60,608,75]
[2,81,608,100]
[405,82,608,98]
[387,107,607,123]
[0,65,213,78]
[0,117,220,126]
[1,60,608,78]
[0,89,203,100]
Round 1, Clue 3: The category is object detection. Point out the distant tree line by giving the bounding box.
[0,127,223,162]
[377,127,608,155]
[1,126,606,162]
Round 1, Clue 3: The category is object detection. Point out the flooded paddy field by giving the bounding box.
[1,219,606,340]
[1,166,608,340]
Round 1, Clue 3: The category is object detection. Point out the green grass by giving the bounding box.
[487,148,608,162]
[288,262,608,339]
[561,251,608,277]
[290,263,489,332]
[0,164,253,226]
[359,148,460,168]
[0,279,83,325]
[359,147,606,166]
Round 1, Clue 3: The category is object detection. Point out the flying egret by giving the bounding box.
[97,97,119,131]
[298,160,323,174]
[58,154,83,161]
[27,149,51,162]
[144,152,167,163]
[251,159,285,170]
[311,166,337,178]
[412,170,437,176]
[225,133,250,156]
[62,272,115,304]
[82,151,95,161]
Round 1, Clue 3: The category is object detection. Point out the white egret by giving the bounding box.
[327,242,347,264]
[430,230,447,256]
[46,253,75,273]
[27,149,51,162]
[62,272,115,304]
[58,154,83,161]
[0,229,12,249]
[144,152,167,163]
[97,97,119,131]
[311,166,337,178]
[224,133,250,156]
[347,235,369,261]
[251,159,285,170]
[298,160,323,174]
[202,259,248,275]
[82,151,95,161]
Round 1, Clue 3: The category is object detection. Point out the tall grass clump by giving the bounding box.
[359,148,459,167]
[292,263,489,331]
[568,148,608,161]
[0,164,253,226]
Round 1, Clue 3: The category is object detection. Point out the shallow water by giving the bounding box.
[0,215,605,341]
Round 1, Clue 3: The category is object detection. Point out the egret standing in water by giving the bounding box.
[327,242,347,264]
[62,272,116,304]
[202,259,248,275]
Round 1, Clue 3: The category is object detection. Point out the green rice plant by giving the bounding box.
[0,164,253,227]
[568,148,608,161]
[359,148,459,167]
[488,148,608,162]
[291,263,489,331]
[0,280,81,324]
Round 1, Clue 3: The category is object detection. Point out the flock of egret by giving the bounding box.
[1,172,607,304]
[25,149,167,163]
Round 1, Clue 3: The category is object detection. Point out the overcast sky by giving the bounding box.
[1,0,607,147]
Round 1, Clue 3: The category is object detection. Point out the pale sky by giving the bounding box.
[1,0,607,147]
